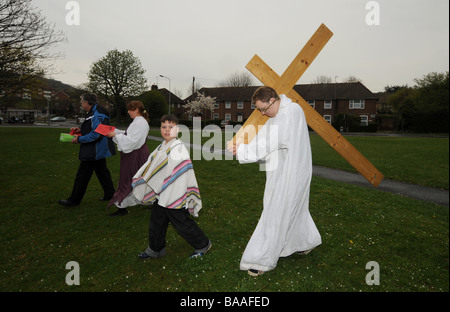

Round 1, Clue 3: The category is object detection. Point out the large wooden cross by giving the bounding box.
[232,23,384,187]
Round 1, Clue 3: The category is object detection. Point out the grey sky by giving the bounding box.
[33,0,449,97]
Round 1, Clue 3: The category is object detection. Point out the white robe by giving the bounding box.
[109,115,150,208]
[237,94,322,272]
[112,116,149,154]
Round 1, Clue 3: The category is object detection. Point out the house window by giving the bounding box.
[214,102,219,109]
[350,99,365,109]
[22,89,31,100]
[237,101,244,109]
[308,100,315,109]
[360,115,368,126]
[225,113,231,121]
[237,115,243,122]
[323,115,332,124]
[225,101,231,109]
[324,100,332,109]
[251,103,256,109]
[213,113,219,120]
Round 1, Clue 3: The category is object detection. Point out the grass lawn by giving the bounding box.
[0,127,448,292]
[149,128,449,189]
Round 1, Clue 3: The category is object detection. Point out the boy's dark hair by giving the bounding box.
[161,114,178,125]
[80,93,98,106]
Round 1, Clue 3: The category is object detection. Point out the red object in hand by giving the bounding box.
[70,129,81,136]
[94,124,116,136]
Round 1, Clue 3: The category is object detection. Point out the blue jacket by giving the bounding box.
[78,104,116,161]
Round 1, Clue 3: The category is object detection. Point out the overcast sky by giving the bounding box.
[32,0,449,97]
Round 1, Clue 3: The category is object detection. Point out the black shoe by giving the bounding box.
[58,199,79,207]
[109,209,128,217]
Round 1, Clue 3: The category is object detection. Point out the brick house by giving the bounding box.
[180,86,256,122]
[293,82,379,126]
[152,86,184,113]
[177,82,379,126]
[53,90,71,113]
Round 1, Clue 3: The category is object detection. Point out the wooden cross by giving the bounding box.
[232,23,384,187]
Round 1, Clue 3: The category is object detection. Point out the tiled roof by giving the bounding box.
[293,82,378,100]
[185,86,258,102]
[157,88,184,104]
[185,82,377,102]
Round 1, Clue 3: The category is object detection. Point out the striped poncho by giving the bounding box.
[131,138,202,217]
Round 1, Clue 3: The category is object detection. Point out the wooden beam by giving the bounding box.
[275,23,334,93]
[231,24,384,187]
[232,24,332,145]
[247,55,384,187]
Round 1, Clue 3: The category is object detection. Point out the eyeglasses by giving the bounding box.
[256,99,277,113]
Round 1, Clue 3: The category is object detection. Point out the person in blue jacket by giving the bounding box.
[58,93,116,207]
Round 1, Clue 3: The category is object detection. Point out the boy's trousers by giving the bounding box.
[148,201,210,253]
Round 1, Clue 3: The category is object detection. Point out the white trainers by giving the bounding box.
[190,241,212,258]
[248,269,265,277]
[297,248,313,256]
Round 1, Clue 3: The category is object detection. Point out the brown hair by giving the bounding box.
[127,100,149,121]
[251,86,279,104]
[161,114,178,125]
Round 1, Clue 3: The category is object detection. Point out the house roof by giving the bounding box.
[185,82,378,102]
[293,82,378,101]
[185,86,259,102]
[156,88,184,104]
[54,90,70,99]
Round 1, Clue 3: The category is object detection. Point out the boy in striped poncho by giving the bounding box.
[133,115,211,259]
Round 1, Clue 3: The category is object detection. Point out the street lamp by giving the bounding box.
[159,74,171,114]
[44,91,51,125]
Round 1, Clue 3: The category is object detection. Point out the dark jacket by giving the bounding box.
[78,104,116,161]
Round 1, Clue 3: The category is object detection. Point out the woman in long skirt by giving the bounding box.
[107,100,150,216]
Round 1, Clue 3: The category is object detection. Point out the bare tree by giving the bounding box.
[217,71,254,87]
[311,75,333,84]
[172,87,184,100]
[0,0,66,92]
[342,75,363,83]
[187,80,203,97]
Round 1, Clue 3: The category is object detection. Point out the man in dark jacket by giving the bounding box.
[58,93,116,207]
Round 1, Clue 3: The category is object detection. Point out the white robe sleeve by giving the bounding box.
[237,121,287,164]
[113,116,149,153]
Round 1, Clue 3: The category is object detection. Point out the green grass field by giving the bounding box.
[0,127,448,292]
[149,128,449,189]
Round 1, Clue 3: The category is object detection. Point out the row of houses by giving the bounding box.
[4,81,381,128]
[171,82,379,127]
[1,86,75,119]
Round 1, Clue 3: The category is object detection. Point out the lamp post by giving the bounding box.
[159,74,171,114]
[44,92,51,125]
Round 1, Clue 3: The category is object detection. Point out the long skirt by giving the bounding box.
[108,143,150,208]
